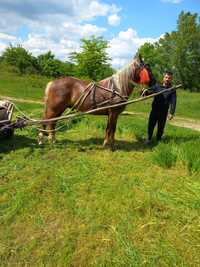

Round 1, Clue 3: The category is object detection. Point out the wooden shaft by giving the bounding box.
[25,84,182,126]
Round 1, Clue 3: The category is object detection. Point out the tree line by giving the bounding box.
[0,36,114,81]
[137,11,200,91]
[0,11,200,91]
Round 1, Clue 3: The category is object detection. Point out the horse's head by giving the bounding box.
[133,55,156,87]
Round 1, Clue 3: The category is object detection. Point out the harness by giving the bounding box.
[72,77,128,111]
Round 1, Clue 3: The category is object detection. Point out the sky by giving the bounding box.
[0,0,199,68]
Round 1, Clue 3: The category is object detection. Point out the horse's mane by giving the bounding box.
[112,59,140,95]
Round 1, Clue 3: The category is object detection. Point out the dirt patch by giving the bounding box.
[170,117,200,132]
[0,95,43,105]
[123,111,200,132]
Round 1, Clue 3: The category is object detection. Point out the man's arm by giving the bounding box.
[141,84,161,96]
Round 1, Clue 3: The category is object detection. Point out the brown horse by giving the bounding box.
[38,56,155,149]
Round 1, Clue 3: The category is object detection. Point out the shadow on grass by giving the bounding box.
[0,134,40,154]
[1,132,199,154]
[0,135,150,154]
[58,137,157,152]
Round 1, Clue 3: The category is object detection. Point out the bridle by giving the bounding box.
[137,62,156,86]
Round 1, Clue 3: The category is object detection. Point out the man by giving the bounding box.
[144,71,176,143]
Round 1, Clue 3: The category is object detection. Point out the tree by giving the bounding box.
[175,12,200,91]
[2,44,38,74]
[70,36,113,81]
[137,43,161,79]
[137,11,200,91]
[37,51,75,77]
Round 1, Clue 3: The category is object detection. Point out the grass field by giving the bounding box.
[1,71,200,266]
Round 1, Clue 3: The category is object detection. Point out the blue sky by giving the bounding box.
[0,0,199,67]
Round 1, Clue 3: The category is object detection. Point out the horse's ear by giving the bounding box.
[138,54,145,65]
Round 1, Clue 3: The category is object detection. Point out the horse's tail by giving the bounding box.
[44,81,53,117]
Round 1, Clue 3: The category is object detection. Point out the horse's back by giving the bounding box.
[47,76,87,92]
[44,76,88,110]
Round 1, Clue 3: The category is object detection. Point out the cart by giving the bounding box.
[0,100,15,138]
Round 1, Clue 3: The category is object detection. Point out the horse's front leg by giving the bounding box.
[103,111,119,150]
[39,108,58,144]
[48,123,56,144]
[38,124,46,145]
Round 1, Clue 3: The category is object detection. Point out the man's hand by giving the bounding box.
[168,114,174,120]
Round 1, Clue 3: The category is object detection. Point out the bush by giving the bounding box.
[2,44,39,74]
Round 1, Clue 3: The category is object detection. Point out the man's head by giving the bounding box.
[163,71,173,87]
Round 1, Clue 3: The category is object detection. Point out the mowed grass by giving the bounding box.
[1,71,200,266]
[1,100,200,266]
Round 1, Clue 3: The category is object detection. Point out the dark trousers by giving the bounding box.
[148,105,169,141]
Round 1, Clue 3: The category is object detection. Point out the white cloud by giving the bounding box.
[22,34,80,60]
[63,22,106,37]
[108,28,159,68]
[0,42,7,54]
[0,33,17,41]
[0,0,122,63]
[0,33,18,54]
[0,0,120,31]
[0,1,161,69]
[87,1,110,18]
[0,27,160,69]
[161,0,183,4]
[108,14,121,26]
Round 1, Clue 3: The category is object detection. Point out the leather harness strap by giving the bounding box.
[73,77,128,110]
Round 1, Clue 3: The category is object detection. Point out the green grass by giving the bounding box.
[1,71,200,266]
[1,100,200,266]
[0,67,49,101]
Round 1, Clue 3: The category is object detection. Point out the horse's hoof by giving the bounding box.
[48,138,56,144]
[38,141,43,145]
[38,133,44,145]
[48,140,56,144]
[103,140,109,147]
[48,134,56,144]
[110,145,115,152]
[103,141,115,151]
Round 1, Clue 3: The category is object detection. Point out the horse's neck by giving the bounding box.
[113,76,135,98]
[125,81,135,97]
[98,75,135,98]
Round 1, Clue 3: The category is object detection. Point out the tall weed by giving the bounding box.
[152,143,177,168]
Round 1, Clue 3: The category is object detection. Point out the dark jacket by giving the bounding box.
[148,84,177,115]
